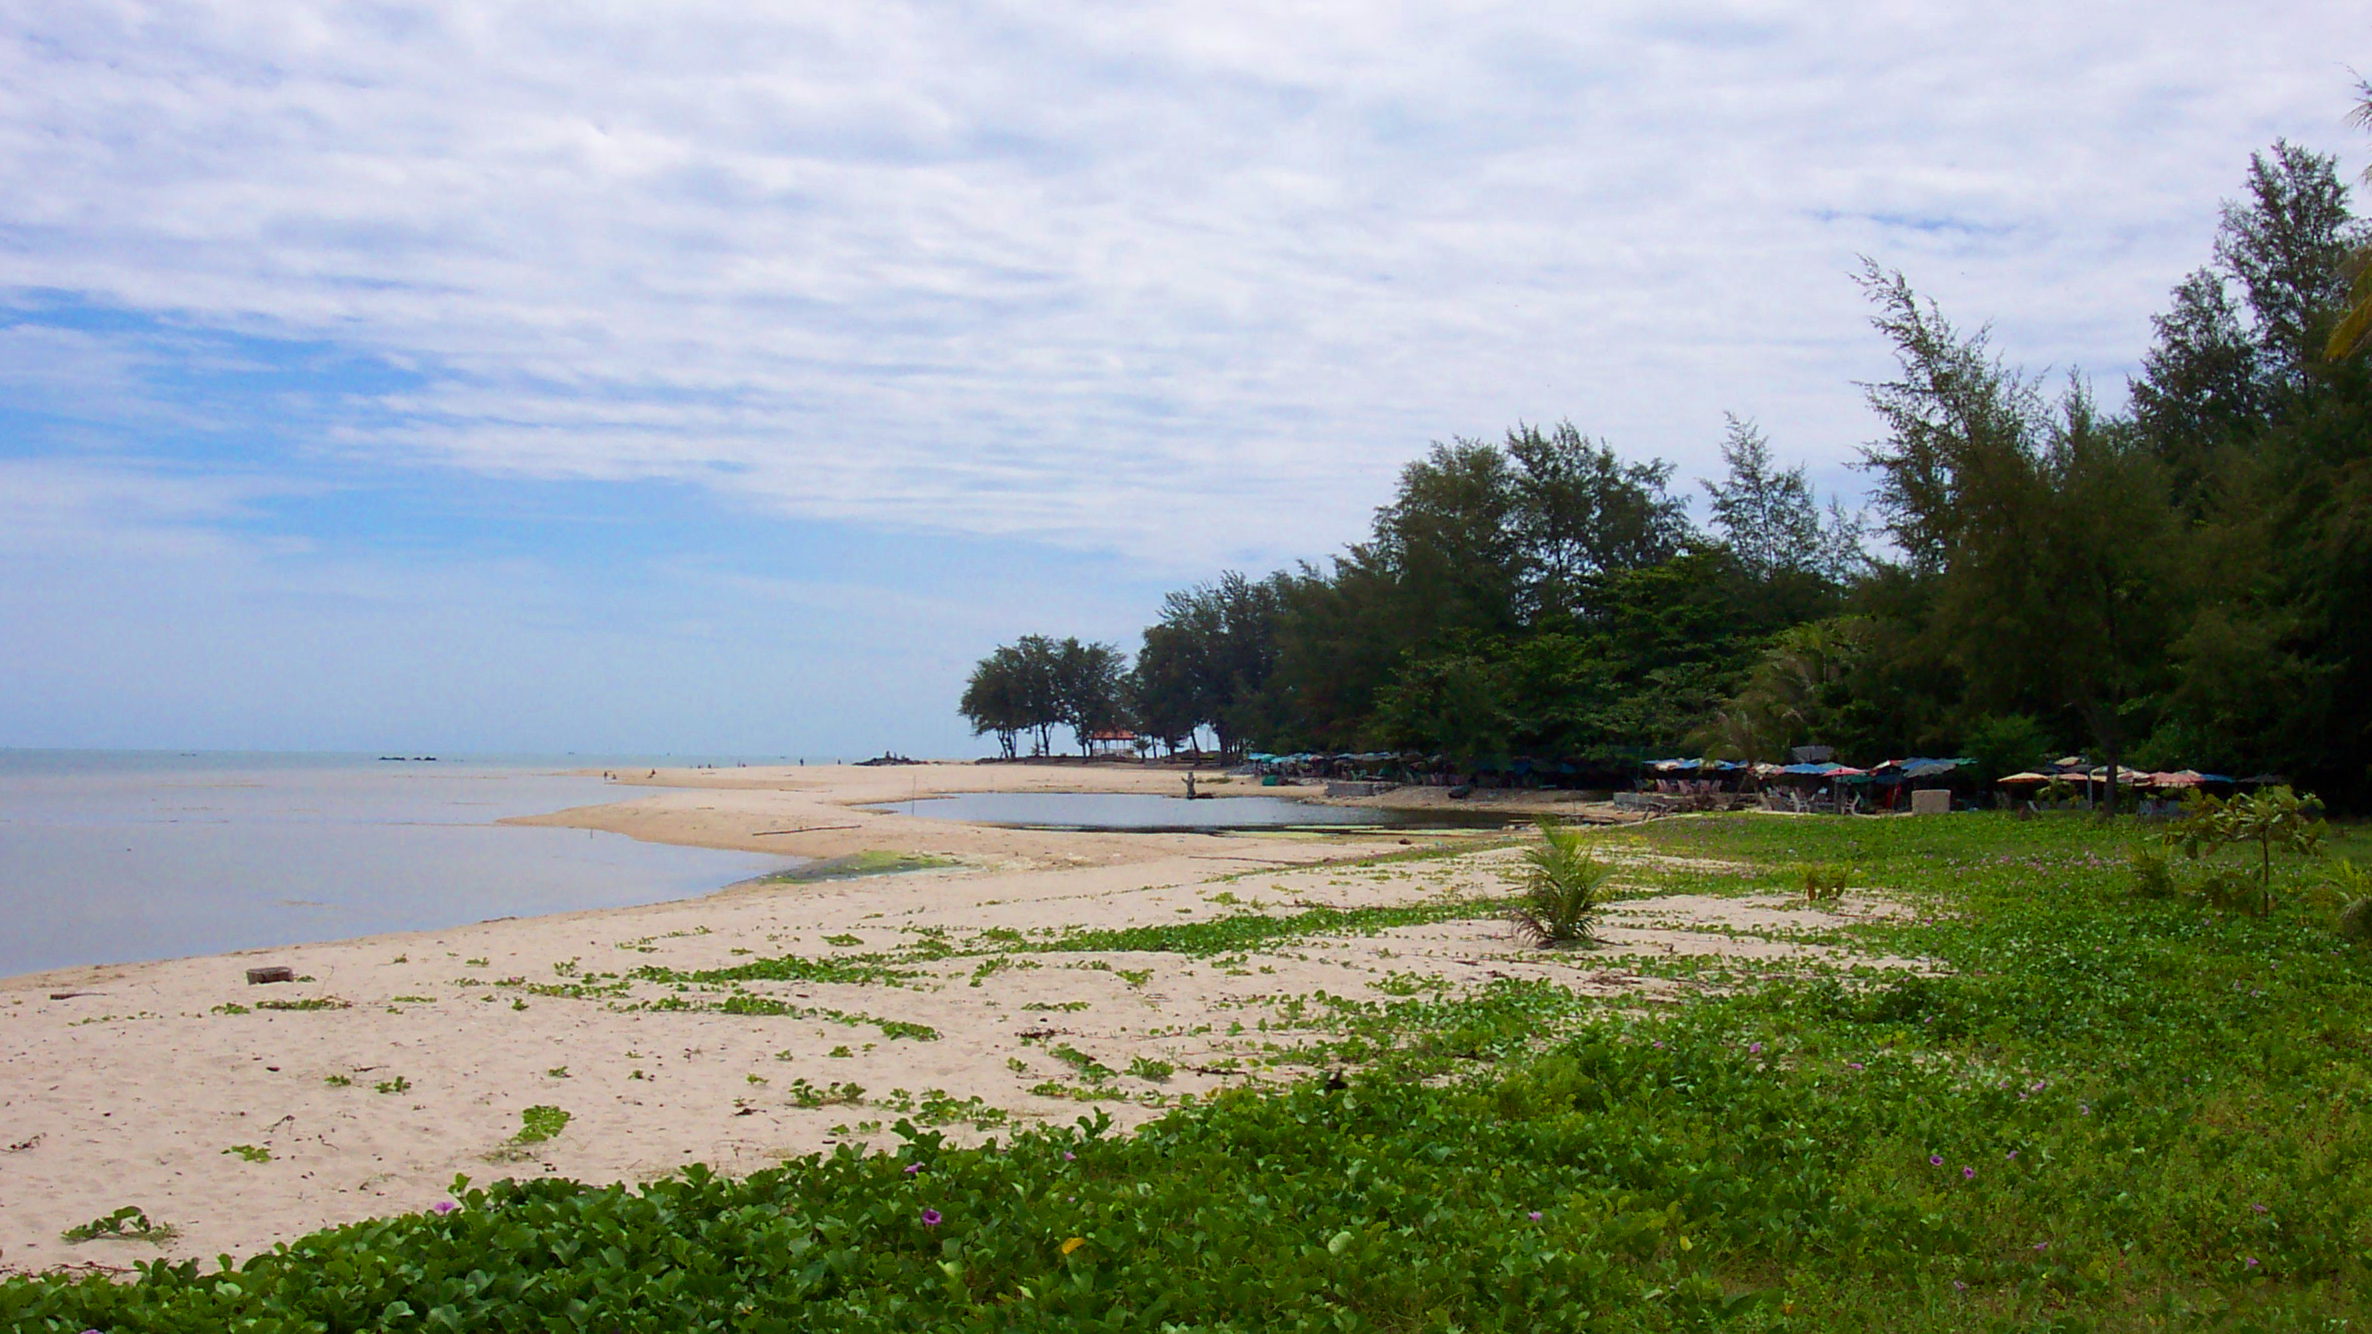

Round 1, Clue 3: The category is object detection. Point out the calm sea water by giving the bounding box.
[0,751,800,979]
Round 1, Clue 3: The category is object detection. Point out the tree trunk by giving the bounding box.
[2081,700,2121,820]
[2103,732,2120,819]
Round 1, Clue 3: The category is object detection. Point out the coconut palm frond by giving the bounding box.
[2325,250,2372,361]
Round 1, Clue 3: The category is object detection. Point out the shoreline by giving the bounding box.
[0,763,1784,1275]
[508,758,1642,863]
[0,760,1484,991]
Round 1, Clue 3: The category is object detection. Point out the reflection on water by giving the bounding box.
[0,753,798,978]
[869,791,1509,831]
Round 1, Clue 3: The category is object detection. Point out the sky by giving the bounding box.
[0,2,2363,757]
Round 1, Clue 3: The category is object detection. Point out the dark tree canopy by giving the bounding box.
[958,635,1129,759]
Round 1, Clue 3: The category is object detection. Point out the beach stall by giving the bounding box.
[1636,758,1748,809]
[2147,769,2234,790]
[2131,769,2237,815]
[1868,757,1974,812]
[1087,729,1141,759]
[1759,762,1871,813]
[2082,765,2153,808]
[1995,769,2087,811]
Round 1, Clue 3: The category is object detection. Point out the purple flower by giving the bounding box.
[2251,1203,2267,1214]
[1929,1155,1944,1167]
[1952,1281,1967,1292]
[1962,1166,1976,1180]
[921,1208,942,1227]
[1062,1151,1076,1161]
[430,1201,458,1215]
[1846,1062,1864,1070]
[2033,1241,2048,1252]
[2244,1256,2259,1268]
[903,1163,922,1175]
[1748,1042,1763,1055]
[1527,1211,1542,1221]
[2005,1150,2018,1160]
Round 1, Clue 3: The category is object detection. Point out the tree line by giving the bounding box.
[962,113,2372,806]
[957,635,1128,759]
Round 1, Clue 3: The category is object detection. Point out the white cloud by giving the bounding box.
[1,1,2363,569]
[0,456,315,558]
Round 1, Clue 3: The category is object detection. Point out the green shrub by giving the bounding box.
[2163,785,2326,915]
[1507,820,1612,947]
[1800,861,1850,905]
[2339,896,2372,947]
[2126,844,2176,898]
[2191,865,2261,912]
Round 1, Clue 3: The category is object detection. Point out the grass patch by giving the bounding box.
[1018,896,1497,958]
[634,953,917,988]
[655,992,940,1041]
[767,851,964,883]
[1211,831,1524,880]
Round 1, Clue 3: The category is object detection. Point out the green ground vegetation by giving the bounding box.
[769,851,966,884]
[9,813,2370,1330]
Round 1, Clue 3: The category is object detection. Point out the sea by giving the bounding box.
[0,751,805,980]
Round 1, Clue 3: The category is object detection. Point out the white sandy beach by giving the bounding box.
[1,763,1897,1274]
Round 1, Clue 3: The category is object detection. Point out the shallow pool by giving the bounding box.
[864,791,1508,832]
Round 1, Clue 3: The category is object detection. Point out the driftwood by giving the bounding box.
[751,825,862,836]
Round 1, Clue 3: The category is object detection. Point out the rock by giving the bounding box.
[246,966,296,985]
